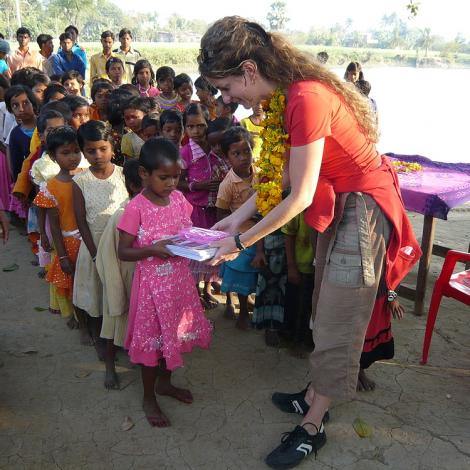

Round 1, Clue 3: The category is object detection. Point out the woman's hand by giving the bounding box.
[211,213,243,236]
[148,240,175,259]
[207,237,240,266]
[388,300,405,320]
[287,264,302,285]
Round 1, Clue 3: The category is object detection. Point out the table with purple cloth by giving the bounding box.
[386,153,470,315]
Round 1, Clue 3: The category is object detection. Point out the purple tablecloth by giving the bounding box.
[386,153,470,220]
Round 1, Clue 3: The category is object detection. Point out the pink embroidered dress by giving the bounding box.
[117,190,212,369]
[180,140,228,282]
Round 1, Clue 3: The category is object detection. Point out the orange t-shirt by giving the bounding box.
[34,178,77,232]
[285,80,380,179]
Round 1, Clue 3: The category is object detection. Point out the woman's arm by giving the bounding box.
[72,181,97,259]
[209,139,324,265]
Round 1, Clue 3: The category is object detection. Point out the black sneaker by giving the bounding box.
[271,385,330,423]
[265,423,326,469]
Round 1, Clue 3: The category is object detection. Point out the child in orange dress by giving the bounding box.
[33,126,82,323]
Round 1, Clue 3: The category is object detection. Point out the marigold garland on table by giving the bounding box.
[255,89,289,216]
[392,160,423,173]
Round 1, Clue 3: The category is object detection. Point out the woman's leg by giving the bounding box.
[142,365,170,427]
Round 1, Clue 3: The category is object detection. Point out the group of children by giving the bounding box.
[0,50,399,426]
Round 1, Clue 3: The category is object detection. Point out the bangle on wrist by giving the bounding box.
[59,255,68,260]
[234,233,246,251]
[387,290,398,302]
[188,181,196,192]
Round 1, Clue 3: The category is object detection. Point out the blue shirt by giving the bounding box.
[72,43,88,69]
[52,50,86,78]
[0,59,8,74]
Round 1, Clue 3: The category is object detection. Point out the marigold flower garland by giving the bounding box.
[255,89,289,216]
[392,160,422,173]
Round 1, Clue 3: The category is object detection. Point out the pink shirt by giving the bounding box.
[6,48,43,76]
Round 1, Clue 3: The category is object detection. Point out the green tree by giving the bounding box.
[267,1,289,31]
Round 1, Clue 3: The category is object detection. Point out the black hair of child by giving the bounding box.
[207,117,232,134]
[141,115,160,132]
[159,109,183,128]
[183,103,209,126]
[155,66,176,83]
[139,137,180,172]
[220,126,254,155]
[49,74,63,83]
[77,120,113,150]
[37,109,65,134]
[46,125,78,155]
[194,76,217,96]
[216,95,238,114]
[16,27,31,38]
[64,25,79,35]
[5,84,39,114]
[59,32,74,43]
[118,28,132,39]
[60,70,85,86]
[40,100,73,124]
[91,79,113,102]
[62,94,89,112]
[344,61,364,81]
[10,67,41,88]
[101,30,114,40]
[119,83,140,96]
[105,56,124,73]
[31,71,50,87]
[37,33,53,49]
[123,158,142,191]
[174,73,192,90]
[43,83,67,104]
[0,74,10,90]
[124,95,153,114]
[355,79,371,97]
[107,89,134,126]
[132,59,155,86]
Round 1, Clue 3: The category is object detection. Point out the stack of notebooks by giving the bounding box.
[165,227,229,261]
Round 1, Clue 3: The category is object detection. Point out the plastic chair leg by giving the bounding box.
[420,286,444,365]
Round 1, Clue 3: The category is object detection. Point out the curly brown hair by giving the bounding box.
[198,16,378,143]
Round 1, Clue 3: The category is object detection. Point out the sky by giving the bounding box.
[109,0,469,40]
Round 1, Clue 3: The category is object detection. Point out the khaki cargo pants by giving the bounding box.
[309,192,391,399]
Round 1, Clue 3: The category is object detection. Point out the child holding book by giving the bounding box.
[118,137,212,427]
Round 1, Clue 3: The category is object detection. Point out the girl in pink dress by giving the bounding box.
[179,103,224,307]
[117,137,212,428]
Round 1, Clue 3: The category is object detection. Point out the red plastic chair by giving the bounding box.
[420,250,470,365]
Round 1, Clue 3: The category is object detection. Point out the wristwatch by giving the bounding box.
[234,233,246,251]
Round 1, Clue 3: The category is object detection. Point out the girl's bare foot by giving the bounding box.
[49,308,60,315]
[357,368,376,392]
[79,327,94,346]
[235,315,251,331]
[156,382,193,404]
[104,368,120,390]
[142,397,170,427]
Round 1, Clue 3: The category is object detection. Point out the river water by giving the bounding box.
[217,67,470,164]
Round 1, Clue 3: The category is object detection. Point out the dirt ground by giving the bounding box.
[1,208,469,470]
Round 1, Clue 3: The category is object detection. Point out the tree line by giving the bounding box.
[1,0,469,57]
